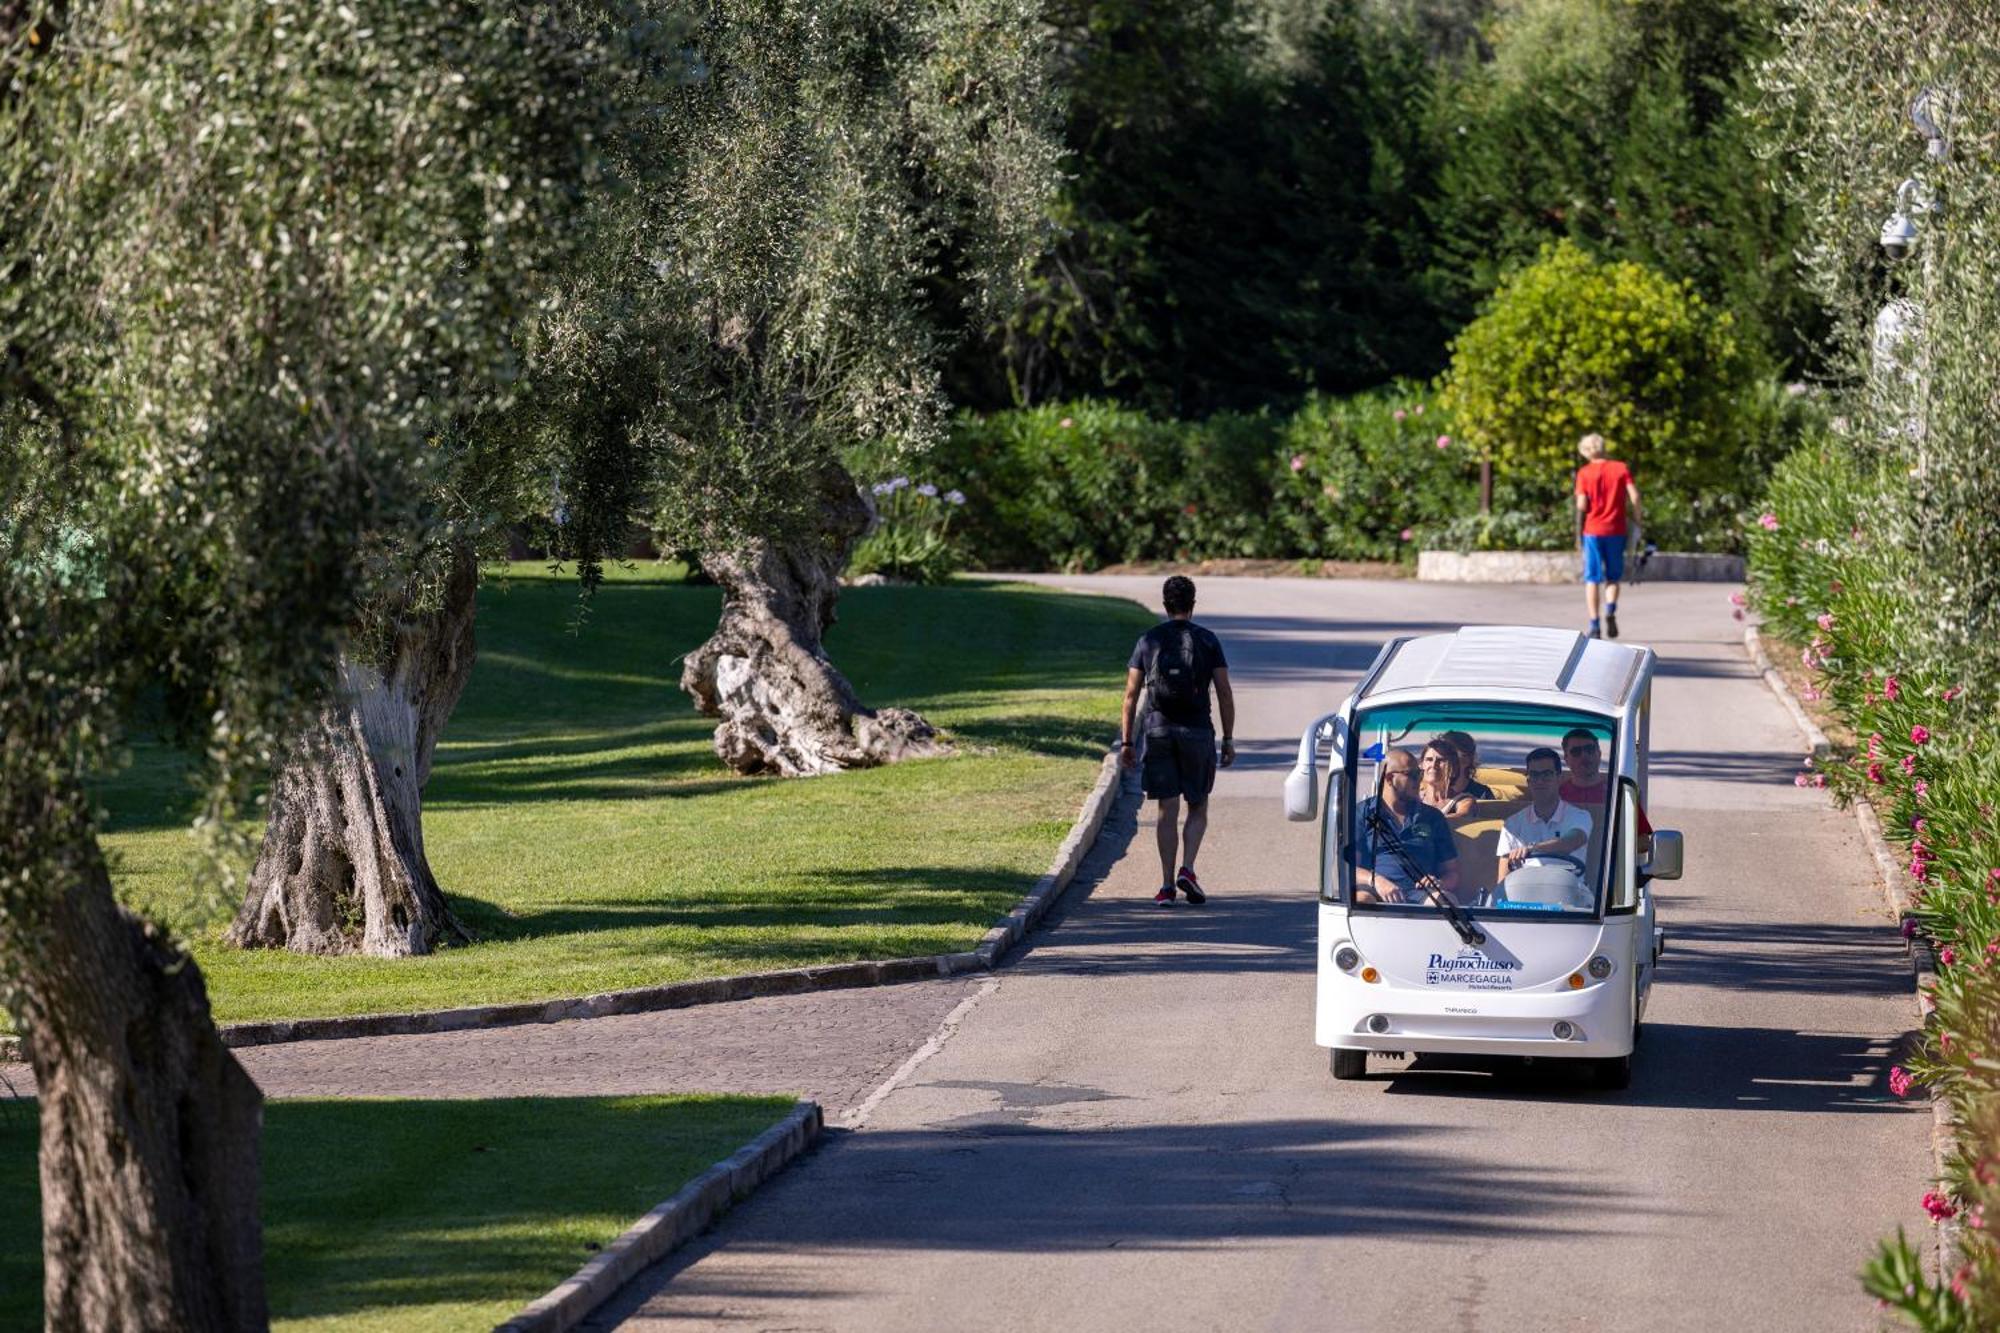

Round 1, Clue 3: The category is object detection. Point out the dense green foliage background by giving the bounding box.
[909,0,1831,570]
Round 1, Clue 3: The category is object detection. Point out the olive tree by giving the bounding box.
[1,0,631,1320]
[650,0,1061,776]
[227,12,687,960]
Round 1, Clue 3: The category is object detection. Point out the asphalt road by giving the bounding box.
[590,576,1931,1332]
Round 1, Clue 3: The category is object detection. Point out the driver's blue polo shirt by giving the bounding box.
[1350,796,1457,897]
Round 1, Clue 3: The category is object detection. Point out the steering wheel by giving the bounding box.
[1522,851,1587,874]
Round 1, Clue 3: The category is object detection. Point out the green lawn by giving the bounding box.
[95,567,1154,1023]
[0,1094,796,1330]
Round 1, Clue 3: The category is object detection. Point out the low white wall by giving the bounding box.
[1416,550,1744,584]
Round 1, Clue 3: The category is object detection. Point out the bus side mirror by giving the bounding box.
[1282,710,1343,822]
[1283,764,1318,822]
[1642,829,1683,881]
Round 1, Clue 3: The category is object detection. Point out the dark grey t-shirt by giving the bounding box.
[1129,619,1228,735]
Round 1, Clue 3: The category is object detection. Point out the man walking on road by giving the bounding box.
[1575,432,1642,639]
[1121,576,1235,906]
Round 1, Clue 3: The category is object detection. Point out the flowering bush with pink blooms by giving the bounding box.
[1747,377,2000,1329]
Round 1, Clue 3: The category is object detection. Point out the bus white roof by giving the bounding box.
[1356,626,1651,714]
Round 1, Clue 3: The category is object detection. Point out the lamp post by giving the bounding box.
[1873,88,1951,475]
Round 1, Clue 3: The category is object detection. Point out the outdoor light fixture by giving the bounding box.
[1911,87,1950,161]
[1880,179,1930,259]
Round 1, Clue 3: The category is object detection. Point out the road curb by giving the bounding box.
[1743,623,1954,1268]
[494,1099,822,1333]
[0,751,1127,1065]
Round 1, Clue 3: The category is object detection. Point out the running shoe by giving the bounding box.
[1153,884,1176,906]
[1176,866,1207,905]
[1606,611,1620,639]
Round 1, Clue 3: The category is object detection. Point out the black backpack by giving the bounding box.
[1147,624,1211,716]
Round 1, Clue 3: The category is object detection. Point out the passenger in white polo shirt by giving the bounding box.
[1495,746,1593,887]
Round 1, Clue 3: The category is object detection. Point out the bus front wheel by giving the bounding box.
[1331,1048,1366,1080]
[1592,1054,1631,1091]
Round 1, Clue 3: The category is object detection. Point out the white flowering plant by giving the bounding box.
[849,477,969,583]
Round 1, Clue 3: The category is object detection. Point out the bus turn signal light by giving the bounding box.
[1567,972,1586,989]
[1360,966,1380,983]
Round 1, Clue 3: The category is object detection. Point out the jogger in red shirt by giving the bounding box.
[1573,433,1642,639]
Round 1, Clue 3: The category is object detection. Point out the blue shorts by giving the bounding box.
[1581,534,1627,584]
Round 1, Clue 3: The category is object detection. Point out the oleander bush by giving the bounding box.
[1754,2,2000,1319]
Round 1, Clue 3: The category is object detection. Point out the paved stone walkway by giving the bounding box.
[2,974,988,1118]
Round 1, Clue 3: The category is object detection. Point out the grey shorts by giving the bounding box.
[1141,726,1217,804]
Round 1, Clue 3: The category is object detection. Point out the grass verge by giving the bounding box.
[0,1093,796,1330]
[89,568,1154,1023]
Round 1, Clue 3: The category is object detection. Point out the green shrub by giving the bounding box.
[1441,240,1757,521]
[1268,387,1477,559]
[935,402,1282,570]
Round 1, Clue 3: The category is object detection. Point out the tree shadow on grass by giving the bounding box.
[449,865,1040,952]
[1,1094,796,1328]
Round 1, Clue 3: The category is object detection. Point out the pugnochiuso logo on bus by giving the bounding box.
[1426,949,1523,989]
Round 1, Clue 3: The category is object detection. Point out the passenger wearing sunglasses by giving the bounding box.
[1558,727,1653,843]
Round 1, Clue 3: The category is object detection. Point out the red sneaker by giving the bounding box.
[1176,866,1207,905]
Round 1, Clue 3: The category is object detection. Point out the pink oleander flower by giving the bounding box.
[1941,1031,1955,1054]
[1058,417,1074,429]
[1393,409,1406,422]
[1851,526,1865,542]
[1758,511,1780,531]
[1793,773,1809,788]
[1732,609,1746,622]
[1911,858,1930,881]
[1399,528,1414,542]
[1413,403,1425,415]
[1289,453,1307,473]
[1943,686,1962,702]
[1911,725,1931,746]
[1914,779,1928,801]
[1729,591,1747,608]
[1784,595,1799,606]
[1913,819,1927,835]
[1435,434,1451,450]
[1923,1191,1958,1223]
[1800,686,1821,701]
[1812,774,1827,788]
[1901,754,1917,777]
[1868,763,1886,784]
[1890,1066,1914,1097]
[1954,1265,1974,1300]
[1942,946,1957,967]
[1816,612,1835,631]
[1883,675,1900,701]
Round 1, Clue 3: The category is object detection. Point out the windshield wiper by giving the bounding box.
[1365,806,1487,947]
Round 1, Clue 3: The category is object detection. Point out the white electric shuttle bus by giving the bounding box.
[1283,626,1681,1089]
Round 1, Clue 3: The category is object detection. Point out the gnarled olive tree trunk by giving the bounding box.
[228,545,478,956]
[16,833,265,1330]
[681,464,948,776]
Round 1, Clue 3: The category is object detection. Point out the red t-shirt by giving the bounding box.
[1576,459,1635,537]
[1560,779,1654,839]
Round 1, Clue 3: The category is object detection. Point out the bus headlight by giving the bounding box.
[1552,1020,1576,1041]
[1366,1014,1391,1034]
[1333,946,1361,972]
